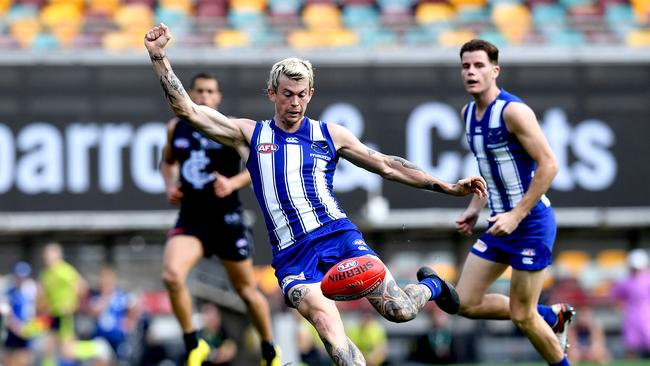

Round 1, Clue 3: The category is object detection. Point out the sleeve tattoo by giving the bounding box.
[159,71,187,105]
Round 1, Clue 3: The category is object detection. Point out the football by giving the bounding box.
[321,256,386,301]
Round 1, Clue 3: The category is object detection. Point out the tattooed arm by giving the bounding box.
[144,23,254,150]
[328,123,487,197]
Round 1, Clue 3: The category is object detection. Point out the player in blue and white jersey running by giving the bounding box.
[454,39,574,366]
[145,24,487,366]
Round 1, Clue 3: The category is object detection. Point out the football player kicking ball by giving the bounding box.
[145,23,487,366]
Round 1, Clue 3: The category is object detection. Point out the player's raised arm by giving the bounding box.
[144,23,250,147]
[328,123,487,197]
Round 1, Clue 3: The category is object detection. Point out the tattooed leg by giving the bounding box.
[321,337,365,366]
[287,285,310,309]
[365,271,431,323]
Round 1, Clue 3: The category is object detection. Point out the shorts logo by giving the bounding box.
[173,138,190,149]
[257,143,278,154]
[236,238,248,248]
[473,240,488,252]
[286,137,299,143]
[522,257,534,265]
[358,246,368,251]
[521,248,536,256]
[337,259,358,272]
[280,272,306,291]
[353,239,366,246]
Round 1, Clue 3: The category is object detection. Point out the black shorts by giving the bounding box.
[4,330,29,349]
[169,208,254,261]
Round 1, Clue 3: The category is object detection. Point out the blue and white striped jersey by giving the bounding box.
[247,117,347,251]
[464,89,550,215]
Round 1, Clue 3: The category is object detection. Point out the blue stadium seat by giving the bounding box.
[32,32,60,49]
[605,4,636,35]
[342,4,381,29]
[478,29,508,46]
[358,27,398,47]
[228,10,267,31]
[546,28,587,46]
[532,3,568,28]
[403,26,438,45]
[155,8,191,36]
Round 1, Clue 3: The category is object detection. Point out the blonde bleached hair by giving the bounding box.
[267,57,314,92]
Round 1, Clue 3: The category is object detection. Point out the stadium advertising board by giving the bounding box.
[0,64,648,212]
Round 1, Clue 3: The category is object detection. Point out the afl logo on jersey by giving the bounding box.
[257,143,279,154]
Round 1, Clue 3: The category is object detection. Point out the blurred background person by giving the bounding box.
[610,248,650,359]
[293,309,329,366]
[408,305,458,365]
[566,307,611,365]
[3,261,38,366]
[38,242,88,366]
[347,308,388,366]
[88,265,139,364]
[198,302,237,366]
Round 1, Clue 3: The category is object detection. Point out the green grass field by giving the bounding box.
[455,362,647,366]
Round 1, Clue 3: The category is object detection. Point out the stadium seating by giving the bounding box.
[0,0,648,49]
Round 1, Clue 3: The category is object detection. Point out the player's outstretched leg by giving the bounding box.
[417,266,460,314]
[364,264,458,322]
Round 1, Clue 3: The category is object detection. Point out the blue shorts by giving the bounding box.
[272,218,379,301]
[471,206,556,271]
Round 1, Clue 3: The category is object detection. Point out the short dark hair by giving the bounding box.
[190,72,219,90]
[460,39,499,65]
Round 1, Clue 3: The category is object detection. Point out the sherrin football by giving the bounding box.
[320,256,386,301]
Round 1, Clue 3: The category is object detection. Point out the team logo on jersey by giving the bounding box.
[181,150,215,189]
[174,138,190,149]
[286,137,299,143]
[256,143,279,154]
[311,141,329,154]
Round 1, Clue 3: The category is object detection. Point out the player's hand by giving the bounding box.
[166,184,183,205]
[486,211,523,236]
[449,176,487,197]
[456,210,479,236]
[144,23,172,52]
[213,172,235,198]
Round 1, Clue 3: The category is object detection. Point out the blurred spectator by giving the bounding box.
[408,305,458,365]
[198,303,237,366]
[88,265,139,362]
[347,309,387,366]
[293,309,329,366]
[38,242,88,366]
[610,248,650,359]
[567,307,611,364]
[3,261,38,366]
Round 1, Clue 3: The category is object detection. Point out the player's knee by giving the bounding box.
[309,310,337,339]
[510,307,536,330]
[233,283,257,304]
[161,267,185,291]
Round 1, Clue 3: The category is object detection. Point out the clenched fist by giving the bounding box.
[144,23,172,53]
